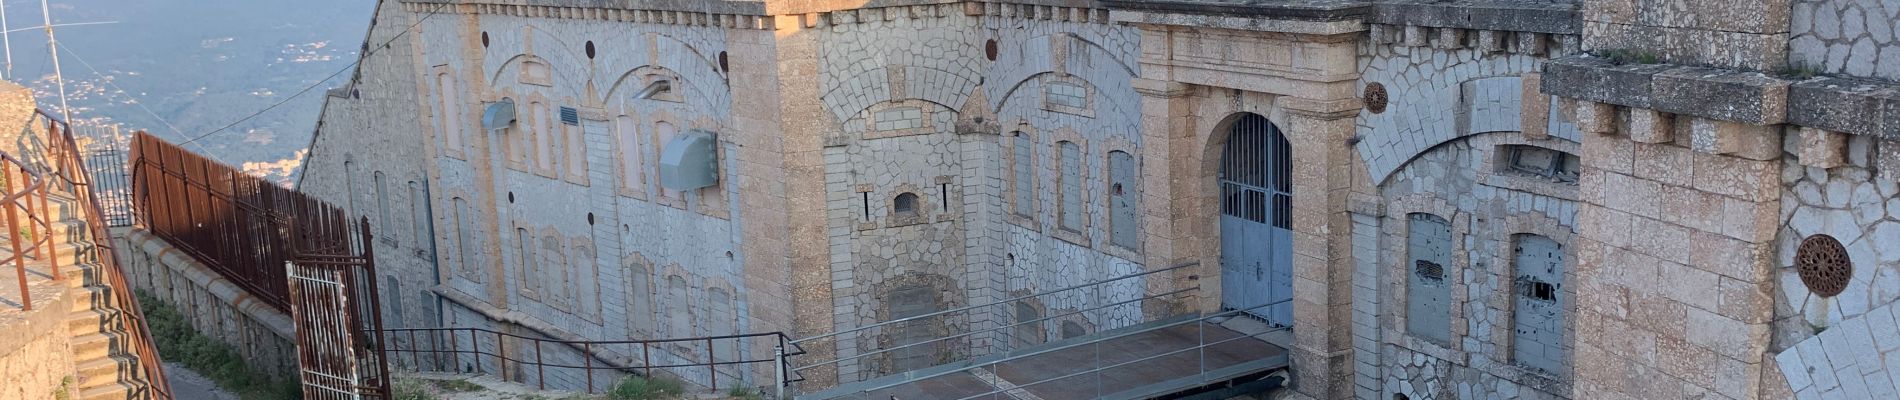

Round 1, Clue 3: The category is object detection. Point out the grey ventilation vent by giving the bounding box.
[560,106,580,126]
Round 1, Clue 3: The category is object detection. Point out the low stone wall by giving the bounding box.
[113,227,298,377]
[0,276,75,400]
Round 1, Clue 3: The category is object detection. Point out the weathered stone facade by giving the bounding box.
[295,0,1900,398]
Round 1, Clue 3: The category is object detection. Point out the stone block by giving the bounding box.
[1369,2,1579,34]
[1542,57,1667,109]
[1627,108,1674,143]
[1402,25,1429,47]
[1516,32,1548,56]
[1651,66,1790,125]
[1786,77,1900,138]
[1475,30,1505,53]
[1798,127,1848,169]
[1690,118,1782,160]
[1432,27,1465,49]
[1575,101,1617,135]
[1522,73,1550,139]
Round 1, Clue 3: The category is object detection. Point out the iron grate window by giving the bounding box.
[560,106,580,126]
[1414,260,1445,284]
[1516,277,1557,302]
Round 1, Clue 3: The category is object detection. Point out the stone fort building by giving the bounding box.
[294,0,1900,398]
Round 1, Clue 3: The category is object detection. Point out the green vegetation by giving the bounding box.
[606,375,686,400]
[1596,48,1662,65]
[726,384,765,400]
[436,379,484,393]
[137,290,301,400]
[391,379,434,400]
[54,376,72,400]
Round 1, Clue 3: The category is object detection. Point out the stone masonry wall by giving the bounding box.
[115,228,299,378]
[1789,0,1900,80]
[1372,132,1579,400]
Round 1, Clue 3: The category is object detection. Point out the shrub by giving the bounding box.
[607,375,685,400]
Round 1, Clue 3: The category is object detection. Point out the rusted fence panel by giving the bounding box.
[131,132,350,311]
[288,214,391,399]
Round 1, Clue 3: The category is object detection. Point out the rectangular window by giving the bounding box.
[654,121,681,200]
[1405,213,1452,344]
[566,113,586,179]
[1012,133,1035,218]
[1108,151,1137,249]
[1058,141,1083,231]
[516,227,537,298]
[1504,145,1580,183]
[532,101,552,171]
[453,197,480,282]
[616,115,642,193]
[438,74,462,157]
[1513,234,1567,373]
[374,172,393,245]
[408,181,434,255]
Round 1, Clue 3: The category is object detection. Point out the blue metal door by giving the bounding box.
[1218,114,1293,326]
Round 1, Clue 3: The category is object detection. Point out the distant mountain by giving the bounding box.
[6,0,375,184]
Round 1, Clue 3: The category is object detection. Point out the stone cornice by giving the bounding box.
[1368,0,1578,34]
[1543,55,1900,140]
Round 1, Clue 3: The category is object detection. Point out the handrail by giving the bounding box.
[0,150,58,310]
[31,110,172,399]
[380,326,807,393]
[803,298,1294,399]
[791,262,1197,345]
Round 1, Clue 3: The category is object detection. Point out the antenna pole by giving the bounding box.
[39,0,67,123]
[1,0,12,80]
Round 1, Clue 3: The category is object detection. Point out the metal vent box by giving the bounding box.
[659,130,719,191]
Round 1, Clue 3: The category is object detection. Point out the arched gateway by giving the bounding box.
[1218,113,1294,326]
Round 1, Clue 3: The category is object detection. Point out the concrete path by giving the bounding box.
[164,362,238,400]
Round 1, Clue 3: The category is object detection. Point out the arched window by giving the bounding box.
[1405,213,1452,344]
[572,239,599,317]
[1513,234,1566,373]
[616,115,642,193]
[1010,132,1035,218]
[894,192,919,218]
[1060,321,1086,339]
[1057,141,1083,231]
[667,275,692,338]
[708,287,737,376]
[541,234,567,307]
[1107,150,1137,249]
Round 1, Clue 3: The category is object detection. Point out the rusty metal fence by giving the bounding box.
[287,214,392,399]
[130,131,336,311]
[381,327,805,394]
[83,145,133,227]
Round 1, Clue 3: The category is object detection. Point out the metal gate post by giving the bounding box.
[773,343,787,400]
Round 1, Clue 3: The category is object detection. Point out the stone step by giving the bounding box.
[75,381,136,400]
[69,332,124,361]
[67,309,123,337]
[73,354,136,390]
[69,284,119,313]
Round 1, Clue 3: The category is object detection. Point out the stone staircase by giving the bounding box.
[38,193,156,399]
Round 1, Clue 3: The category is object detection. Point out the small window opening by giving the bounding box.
[587,213,595,225]
[1504,145,1580,183]
[481,32,489,48]
[507,192,515,203]
[940,183,949,212]
[894,193,919,217]
[585,41,596,59]
[862,192,871,220]
[1517,277,1556,302]
[1112,183,1123,196]
[1414,260,1445,283]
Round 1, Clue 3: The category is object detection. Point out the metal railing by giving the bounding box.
[807,299,1294,400]
[787,263,1198,396]
[31,110,172,398]
[0,151,58,310]
[380,327,806,394]
[82,145,132,227]
[131,131,339,311]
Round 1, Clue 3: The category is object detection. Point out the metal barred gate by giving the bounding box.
[287,215,391,399]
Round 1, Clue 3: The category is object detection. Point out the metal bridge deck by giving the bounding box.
[804,318,1290,400]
